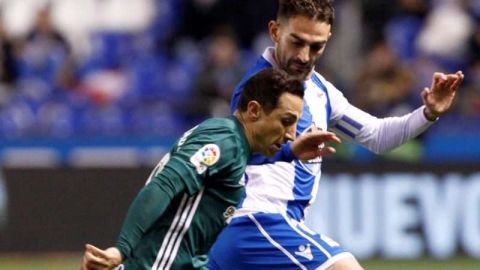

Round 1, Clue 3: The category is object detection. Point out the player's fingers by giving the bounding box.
[434,72,447,81]
[85,259,109,269]
[421,87,430,102]
[443,79,456,93]
[456,70,464,79]
[86,244,110,259]
[84,253,102,266]
[85,250,110,268]
[449,72,464,91]
[445,72,462,84]
[318,133,341,144]
[327,136,341,144]
[437,77,448,90]
[432,72,447,86]
[318,146,336,156]
[85,244,101,253]
[311,131,341,144]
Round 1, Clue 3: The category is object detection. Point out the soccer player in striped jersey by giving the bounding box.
[207,1,464,270]
[80,68,342,270]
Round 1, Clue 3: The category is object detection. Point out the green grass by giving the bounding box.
[0,254,478,270]
[0,253,82,270]
[360,257,479,270]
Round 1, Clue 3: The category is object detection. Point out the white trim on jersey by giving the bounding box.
[248,214,307,270]
[152,188,205,270]
[283,216,332,259]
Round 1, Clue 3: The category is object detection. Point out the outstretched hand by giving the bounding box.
[81,244,122,270]
[290,130,341,161]
[422,71,464,120]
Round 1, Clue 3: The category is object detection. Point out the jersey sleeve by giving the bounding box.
[324,78,434,154]
[115,164,186,260]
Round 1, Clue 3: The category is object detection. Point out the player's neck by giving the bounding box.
[233,111,256,152]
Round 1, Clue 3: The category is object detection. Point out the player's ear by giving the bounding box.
[246,100,262,121]
[269,20,280,43]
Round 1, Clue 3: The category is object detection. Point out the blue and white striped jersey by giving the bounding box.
[231,47,435,221]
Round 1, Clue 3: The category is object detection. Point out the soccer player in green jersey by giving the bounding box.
[81,68,341,270]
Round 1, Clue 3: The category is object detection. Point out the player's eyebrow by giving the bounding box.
[290,33,326,47]
[283,113,299,123]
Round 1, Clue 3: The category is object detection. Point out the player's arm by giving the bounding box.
[327,71,463,154]
[248,131,340,165]
[114,154,191,261]
[330,104,433,154]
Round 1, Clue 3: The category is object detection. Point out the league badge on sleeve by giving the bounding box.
[190,144,221,174]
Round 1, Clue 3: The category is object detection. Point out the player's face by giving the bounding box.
[252,92,303,157]
[269,15,331,80]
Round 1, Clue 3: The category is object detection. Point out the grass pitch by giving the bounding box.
[0,253,478,270]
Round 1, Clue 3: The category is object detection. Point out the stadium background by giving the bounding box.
[0,0,478,269]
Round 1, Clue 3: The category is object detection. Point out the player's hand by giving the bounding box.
[422,71,464,120]
[81,244,122,270]
[290,130,341,161]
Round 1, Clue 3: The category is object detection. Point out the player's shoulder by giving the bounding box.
[310,71,332,88]
[199,117,236,130]
[194,117,247,154]
[194,117,240,138]
[310,70,344,95]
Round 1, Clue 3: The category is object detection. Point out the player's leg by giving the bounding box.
[325,255,364,270]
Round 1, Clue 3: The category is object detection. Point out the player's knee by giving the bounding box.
[326,256,364,270]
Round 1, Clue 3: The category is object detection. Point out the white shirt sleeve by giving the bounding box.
[323,78,435,154]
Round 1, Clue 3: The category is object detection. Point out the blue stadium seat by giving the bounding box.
[423,116,480,162]
[37,100,75,138]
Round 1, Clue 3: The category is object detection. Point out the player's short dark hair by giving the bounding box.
[277,0,335,25]
[237,68,304,113]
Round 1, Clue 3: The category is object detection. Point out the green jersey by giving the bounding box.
[115,116,250,270]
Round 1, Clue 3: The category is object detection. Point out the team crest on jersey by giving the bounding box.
[223,205,236,223]
[190,144,221,174]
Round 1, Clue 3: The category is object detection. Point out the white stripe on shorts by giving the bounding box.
[248,214,307,270]
[283,216,332,259]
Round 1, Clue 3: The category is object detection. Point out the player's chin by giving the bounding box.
[265,144,281,157]
[288,66,310,78]
[287,68,304,77]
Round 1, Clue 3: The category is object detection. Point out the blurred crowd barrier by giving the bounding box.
[307,162,480,259]
[0,0,478,166]
[0,162,478,259]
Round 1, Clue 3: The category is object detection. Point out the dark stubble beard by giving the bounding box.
[286,59,314,80]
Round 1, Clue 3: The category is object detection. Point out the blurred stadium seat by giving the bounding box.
[0,0,476,167]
